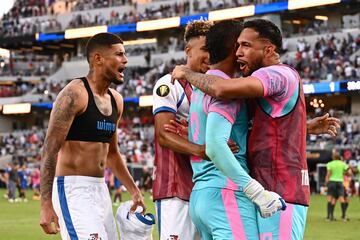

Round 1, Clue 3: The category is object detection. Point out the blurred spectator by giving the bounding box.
[17,164,29,202]
[140,166,152,193]
[113,176,123,205]
[6,162,19,203]
[31,166,40,200]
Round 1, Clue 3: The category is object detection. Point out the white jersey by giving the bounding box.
[116,201,155,240]
[152,74,198,240]
[152,74,190,121]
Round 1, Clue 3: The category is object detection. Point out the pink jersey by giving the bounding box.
[248,64,309,206]
[252,64,299,117]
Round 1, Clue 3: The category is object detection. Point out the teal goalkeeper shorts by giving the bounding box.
[189,187,259,240]
[257,203,308,240]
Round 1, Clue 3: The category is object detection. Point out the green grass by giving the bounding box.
[304,195,360,240]
[1,189,359,239]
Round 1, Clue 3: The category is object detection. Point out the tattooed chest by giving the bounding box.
[94,95,112,116]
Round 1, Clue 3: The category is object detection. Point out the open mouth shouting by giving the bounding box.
[237,59,248,72]
[117,66,125,78]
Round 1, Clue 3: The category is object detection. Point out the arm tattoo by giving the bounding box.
[40,88,78,201]
[183,68,220,97]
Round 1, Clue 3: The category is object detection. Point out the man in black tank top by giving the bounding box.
[40,33,145,240]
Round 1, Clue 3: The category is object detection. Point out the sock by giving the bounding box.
[330,204,335,219]
[327,202,332,219]
[341,202,346,218]
[341,202,349,219]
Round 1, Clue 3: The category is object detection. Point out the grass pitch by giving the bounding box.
[0,189,359,240]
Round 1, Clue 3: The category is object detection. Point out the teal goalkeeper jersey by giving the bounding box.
[188,69,251,191]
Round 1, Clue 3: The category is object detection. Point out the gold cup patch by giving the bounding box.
[156,84,170,97]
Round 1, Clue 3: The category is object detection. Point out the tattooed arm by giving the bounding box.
[40,80,85,234]
[171,65,264,99]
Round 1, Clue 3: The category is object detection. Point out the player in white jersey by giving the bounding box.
[153,74,191,121]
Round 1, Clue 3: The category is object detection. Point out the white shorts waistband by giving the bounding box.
[55,175,105,184]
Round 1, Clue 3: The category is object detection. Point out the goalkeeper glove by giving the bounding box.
[244,179,287,218]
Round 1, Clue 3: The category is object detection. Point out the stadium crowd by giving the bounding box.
[1,0,303,36]
[0,14,61,38]
[1,36,359,98]
[3,0,280,19]
[0,57,55,77]
[283,34,360,83]
[0,83,35,98]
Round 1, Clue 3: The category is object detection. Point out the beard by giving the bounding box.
[243,59,263,77]
[107,67,125,85]
[111,78,124,85]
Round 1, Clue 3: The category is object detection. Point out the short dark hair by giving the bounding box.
[184,19,213,43]
[332,148,341,160]
[205,20,243,65]
[85,32,123,63]
[243,19,282,53]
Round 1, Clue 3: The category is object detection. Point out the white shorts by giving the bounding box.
[156,197,199,240]
[52,176,118,240]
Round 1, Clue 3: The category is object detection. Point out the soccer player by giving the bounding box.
[188,20,285,239]
[152,20,212,240]
[325,149,351,221]
[6,162,19,203]
[172,19,310,240]
[40,33,145,239]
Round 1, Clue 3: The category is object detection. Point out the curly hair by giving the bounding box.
[184,19,213,43]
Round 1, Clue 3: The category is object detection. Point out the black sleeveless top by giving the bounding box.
[66,77,118,143]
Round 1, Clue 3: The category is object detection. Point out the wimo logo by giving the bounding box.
[96,120,116,132]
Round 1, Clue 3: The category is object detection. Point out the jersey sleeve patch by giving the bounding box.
[156,84,170,97]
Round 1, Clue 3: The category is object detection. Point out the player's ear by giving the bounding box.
[185,44,191,57]
[93,52,104,66]
[264,44,276,58]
